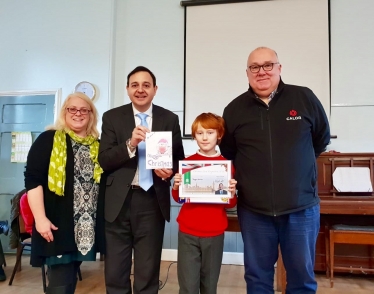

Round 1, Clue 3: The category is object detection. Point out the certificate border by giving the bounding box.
[178,160,232,201]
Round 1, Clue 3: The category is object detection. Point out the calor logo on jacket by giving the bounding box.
[286,109,302,121]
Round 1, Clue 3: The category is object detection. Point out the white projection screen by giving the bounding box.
[183,0,330,136]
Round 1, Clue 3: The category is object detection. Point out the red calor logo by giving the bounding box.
[289,110,297,117]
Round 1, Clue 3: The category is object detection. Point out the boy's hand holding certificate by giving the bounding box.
[145,131,173,169]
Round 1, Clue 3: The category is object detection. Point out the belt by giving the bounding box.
[130,185,141,189]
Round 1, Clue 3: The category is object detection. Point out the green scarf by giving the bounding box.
[48,130,103,196]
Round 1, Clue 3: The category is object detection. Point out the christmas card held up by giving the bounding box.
[145,131,173,169]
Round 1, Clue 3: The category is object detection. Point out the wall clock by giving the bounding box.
[74,81,96,101]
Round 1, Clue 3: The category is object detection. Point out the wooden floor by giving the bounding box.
[1,255,374,293]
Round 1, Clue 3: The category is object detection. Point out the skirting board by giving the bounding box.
[161,249,244,265]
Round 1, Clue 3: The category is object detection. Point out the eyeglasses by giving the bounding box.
[248,62,279,73]
[66,107,91,115]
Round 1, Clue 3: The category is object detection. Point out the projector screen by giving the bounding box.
[183,0,330,136]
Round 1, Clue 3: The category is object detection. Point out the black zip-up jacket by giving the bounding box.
[220,79,330,216]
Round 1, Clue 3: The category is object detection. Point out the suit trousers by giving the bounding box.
[177,231,224,294]
[105,187,165,294]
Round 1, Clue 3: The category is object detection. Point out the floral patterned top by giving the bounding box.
[72,139,99,255]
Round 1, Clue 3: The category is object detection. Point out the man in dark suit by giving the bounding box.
[215,183,228,195]
[98,66,185,294]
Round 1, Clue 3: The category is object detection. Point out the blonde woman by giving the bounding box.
[25,92,105,294]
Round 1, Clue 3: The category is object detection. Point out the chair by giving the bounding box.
[0,239,6,269]
[0,220,9,267]
[8,211,48,291]
[327,224,374,288]
[8,207,82,292]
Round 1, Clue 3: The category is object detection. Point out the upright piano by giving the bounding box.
[316,152,374,272]
[226,152,374,291]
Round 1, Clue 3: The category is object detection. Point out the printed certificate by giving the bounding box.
[178,160,232,202]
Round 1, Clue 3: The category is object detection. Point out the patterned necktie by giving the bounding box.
[136,113,153,191]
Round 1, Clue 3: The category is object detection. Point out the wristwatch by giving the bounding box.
[126,138,136,152]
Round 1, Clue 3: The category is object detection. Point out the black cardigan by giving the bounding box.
[24,130,105,267]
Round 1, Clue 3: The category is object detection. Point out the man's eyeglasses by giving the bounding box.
[248,62,279,73]
[66,108,91,115]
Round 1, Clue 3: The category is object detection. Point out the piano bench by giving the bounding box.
[328,224,374,288]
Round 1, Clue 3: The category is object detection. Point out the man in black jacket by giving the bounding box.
[220,47,330,294]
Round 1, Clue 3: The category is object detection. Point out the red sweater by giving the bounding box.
[172,153,237,237]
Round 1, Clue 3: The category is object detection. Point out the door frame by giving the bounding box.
[0,89,62,123]
[0,90,61,253]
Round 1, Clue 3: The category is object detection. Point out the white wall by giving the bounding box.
[111,0,197,154]
[0,0,196,151]
[1,0,373,155]
[0,0,115,131]
[112,0,185,111]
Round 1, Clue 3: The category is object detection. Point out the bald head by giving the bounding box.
[246,47,282,99]
[247,47,279,66]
